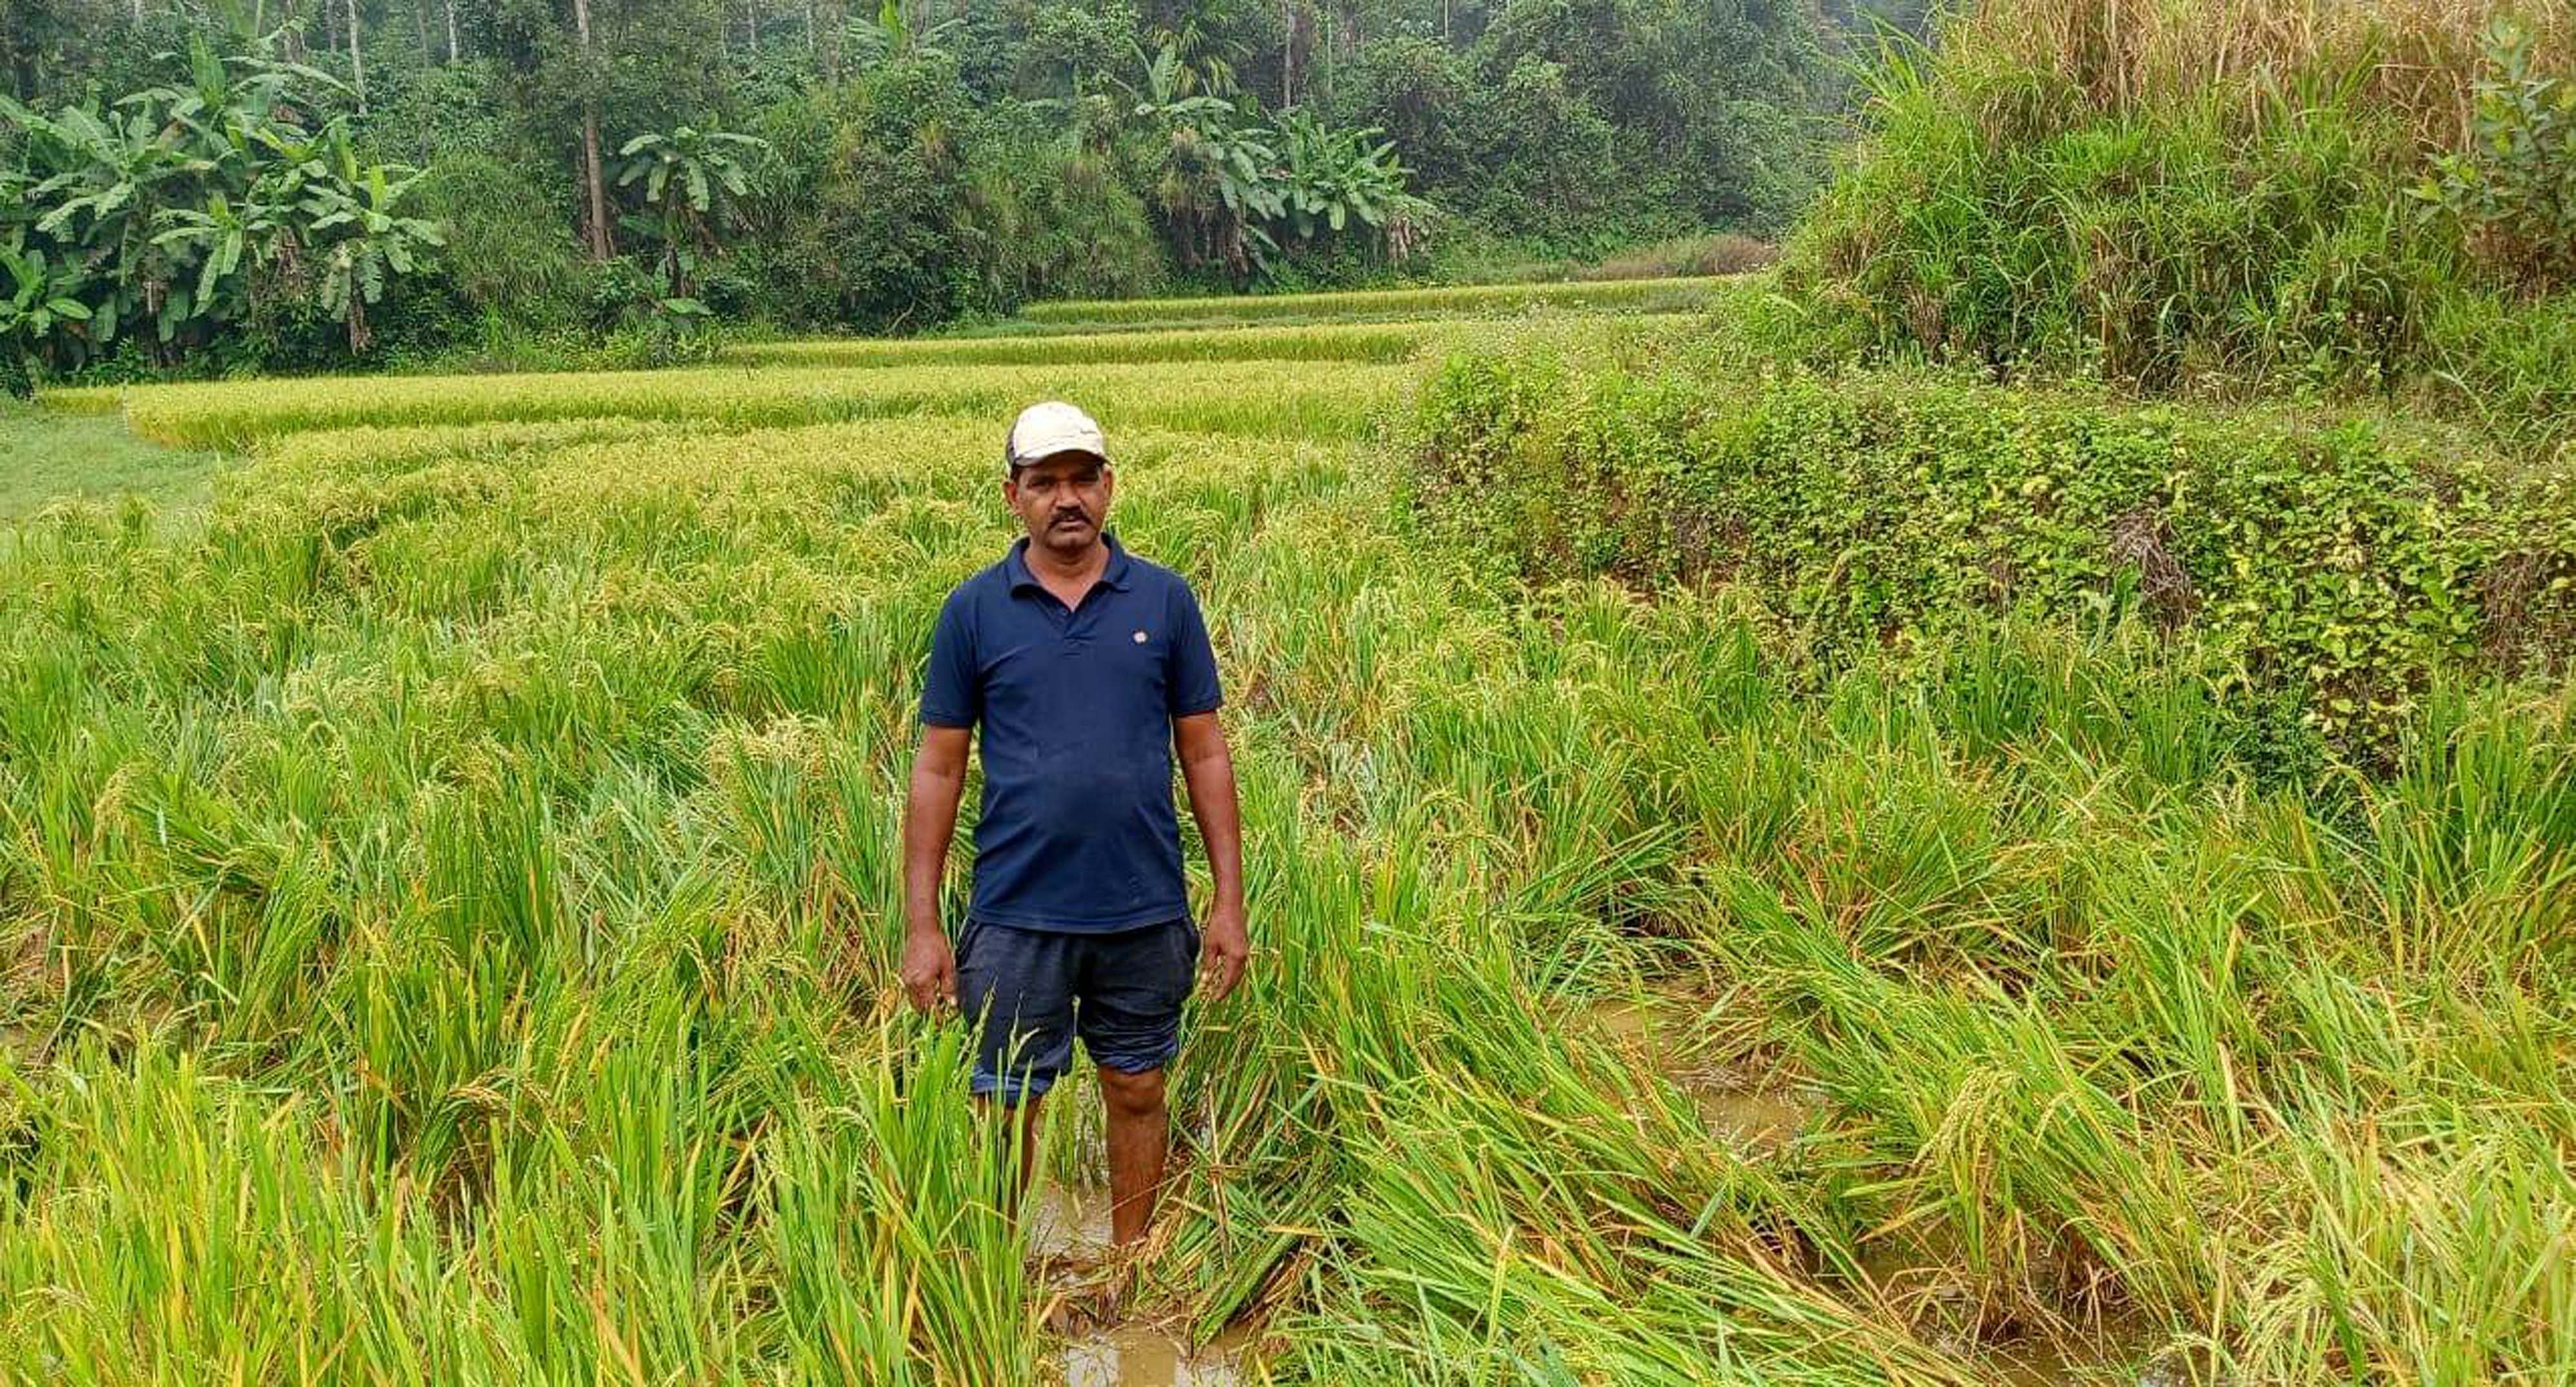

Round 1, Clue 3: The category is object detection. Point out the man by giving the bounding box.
[900,400,1251,1248]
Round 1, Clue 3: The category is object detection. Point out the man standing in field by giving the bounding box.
[900,400,1251,1247]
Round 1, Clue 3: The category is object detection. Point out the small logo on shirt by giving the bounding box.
[1132,630,1149,643]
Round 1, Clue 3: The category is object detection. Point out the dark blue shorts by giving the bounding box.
[955,915,1200,1104]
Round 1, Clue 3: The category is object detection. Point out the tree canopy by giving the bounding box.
[1,0,1888,374]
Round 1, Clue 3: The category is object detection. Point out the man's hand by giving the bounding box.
[900,927,958,1015]
[1198,900,1249,1003]
[1174,709,1248,1004]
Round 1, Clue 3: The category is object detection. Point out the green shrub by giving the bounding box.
[1787,58,2448,386]
[1411,328,2576,752]
[2420,17,2576,291]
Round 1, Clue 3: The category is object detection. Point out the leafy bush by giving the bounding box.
[1411,326,2576,752]
[735,57,1165,332]
[406,154,586,326]
[2419,17,2576,291]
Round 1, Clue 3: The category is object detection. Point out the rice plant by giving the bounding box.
[3,303,2570,1385]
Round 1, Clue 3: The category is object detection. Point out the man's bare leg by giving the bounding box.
[1097,1064,1167,1245]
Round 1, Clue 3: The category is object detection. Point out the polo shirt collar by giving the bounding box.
[1005,531,1134,594]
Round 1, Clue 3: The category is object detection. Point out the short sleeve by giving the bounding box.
[1167,580,1223,717]
[919,588,980,728]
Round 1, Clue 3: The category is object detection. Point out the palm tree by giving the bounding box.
[615,126,768,299]
[151,190,290,321]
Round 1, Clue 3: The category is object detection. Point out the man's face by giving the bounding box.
[1006,452,1113,558]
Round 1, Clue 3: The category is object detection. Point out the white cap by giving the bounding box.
[1004,400,1109,477]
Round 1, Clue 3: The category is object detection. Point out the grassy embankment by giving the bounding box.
[1772,0,2575,462]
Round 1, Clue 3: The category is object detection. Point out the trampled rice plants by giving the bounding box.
[3,307,2571,1383]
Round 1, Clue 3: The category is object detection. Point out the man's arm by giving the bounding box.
[899,723,973,1014]
[1174,710,1247,1001]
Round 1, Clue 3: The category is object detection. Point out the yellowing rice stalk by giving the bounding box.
[3,294,2571,1385]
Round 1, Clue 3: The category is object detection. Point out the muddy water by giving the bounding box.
[1861,1225,2185,1385]
[1984,1333,2187,1387]
[1588,995,1819,1149]
[1060,1324,1249,1387]
[1027,1179,1116,1266]
[1033,1179,1250,1386]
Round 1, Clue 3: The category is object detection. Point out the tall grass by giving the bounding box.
[1941,0,2570,151]
[1781,0,2576,459]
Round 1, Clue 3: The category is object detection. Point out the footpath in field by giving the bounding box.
[5,278,2570,1384]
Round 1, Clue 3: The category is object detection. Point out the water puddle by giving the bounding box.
[1028,1178,1116,1267]
[1983,1330,2187,1387]
[1032,1179,1255,1386]
[1061,1324,1249,1386]
[1587,993,1819,1149]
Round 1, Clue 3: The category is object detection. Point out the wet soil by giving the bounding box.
[1858,1204,2185,1385]
[1028,1178,1116,1266]
[1984,1332,2188,1387]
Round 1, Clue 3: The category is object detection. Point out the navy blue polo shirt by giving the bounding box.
[920,532,1224,933]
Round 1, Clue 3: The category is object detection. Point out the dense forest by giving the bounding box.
[0,0,1922,378]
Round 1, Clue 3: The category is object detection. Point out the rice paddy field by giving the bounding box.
[3,284,2573,1386]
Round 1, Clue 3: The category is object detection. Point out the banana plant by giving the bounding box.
[0,244,95,387]
[5,95,212,348]
[615,126,767,297]
[2,48,440,368]
[1269,109,1405,239]
[128,37,350,174]
[152,190,289,319]
[304,161,444,352]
